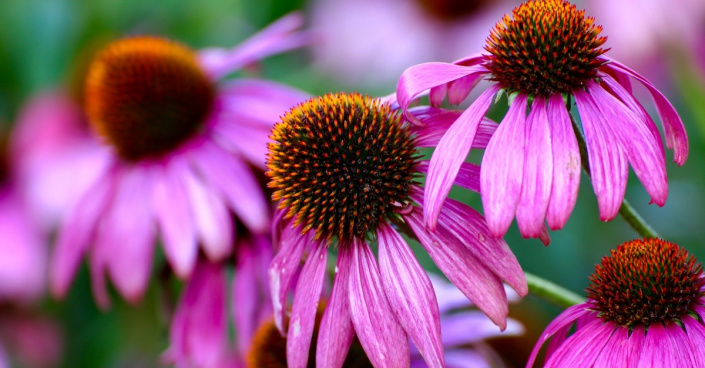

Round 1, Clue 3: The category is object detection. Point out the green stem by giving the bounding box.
[568,107,661,239]
[525,272,585,308]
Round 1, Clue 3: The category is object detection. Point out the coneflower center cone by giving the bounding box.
[484,0,608,96]
[85,36,215,161]
[586,239,705,328]
[266,93,419,241]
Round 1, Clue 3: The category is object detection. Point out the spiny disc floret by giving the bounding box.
[484,0,608,96]
[586,239,705,328]
[267,93,418,241]
[85,36,215,161]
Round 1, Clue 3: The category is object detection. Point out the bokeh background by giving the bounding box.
[1,0,705,366]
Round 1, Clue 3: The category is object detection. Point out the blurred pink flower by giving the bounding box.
[309,0,517,88]
[0,314,63,368]
[267,93,526,368]
[48,14,310,307]
[163,236,272,368]
[397,0,687,241]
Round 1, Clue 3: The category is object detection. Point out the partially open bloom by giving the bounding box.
[50,14,310,307]
[397,0,688,240]
[528,238,705,367]
[267,92,526,367]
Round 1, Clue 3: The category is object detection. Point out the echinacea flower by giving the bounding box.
[309,0,516,88]
[397,0,688,240]
[527,238,705,367]
[50,13,310,307]
[163,236,273,368]
[267,92,527,367]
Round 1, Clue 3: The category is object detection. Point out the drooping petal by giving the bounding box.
[405,210,509,329]
[424,85,500,230]
[586,81,668,206]
[377,223,444,368]
[574,88,628,221]
[286,243,328,368]
[601,57,688,165]
[348,240,410,367]
[268,224,311,332]
[316,244,355,368]
[151,160,197,278]
[417,161,481,193]
[544,320,613,368]
[50,166,115,299]
[516,97,553,237]
[545,94,581,230]
[447,74,484,105]
[410,108,497,150]
[481,94,529,237]
[526,304,589,367]
[683,316,705,363]
[218,79,309,129]
[198,13,309,80]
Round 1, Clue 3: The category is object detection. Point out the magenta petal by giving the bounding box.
[377,223,444,368]
[417,161,481,193]
[481,94,529,237]
[440,313,523,348]
[193,141,269,233]
[100,166,156,302]
[516,97,553,237]
[586,82,668,206]
[424,85,500,230]
[574,89,628,221]
[526,304,589,367]
[218,79,309,129]
[286,244,327,368]
[545,94,580,230]
[683,316,705,363]
[152,161,197,278]
[316,245,355,368]
[348,240,410,367]
[447,74,483,105]
[637,323,688,367]
[396,62,487,119]
[410,107,497,150]
[592,326,629,367]
[405,210,510,329]
[545,320,613,368]
[50,168,114,299]
[268,225,311,332]
[601,57,688,165]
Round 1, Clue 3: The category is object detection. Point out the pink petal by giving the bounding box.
[182,167,233,261]
[192,141,269,233]
[592,326,629,368]
[50,166,115,299]
[218,79,309,129]
[637,324,683,367]
[377,223,444,368]
[316,244,355,368]
[151,160,197,278]
[348,239,410,367]
[545,320,613,368]
[683,316,705,363]
[440,313,524,348]
[396,62,487,121]
[198,13,309,80]
[211,119,273,169]
[100,165,156,303]
[601,57,688,165]
[405,210,510,329]
[286,244,328,368]
[424,85,500,230]
[545,94,581,230]
[410,107,497,150]
[516,97,553,237]
[268,225,311,332]
[481,94,529,237]
[447,74,484,105]
[526,304,589,367]
[574,88,628,221]
[587,81,668,206]
[417,161,481,193]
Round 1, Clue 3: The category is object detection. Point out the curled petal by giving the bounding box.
[527,304,590,367]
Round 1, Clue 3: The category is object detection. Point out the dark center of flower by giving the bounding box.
[85,36,215,161]
[416,0,490,21]
[266,93,418,241]
[247,316,373,367]
[483,0,608,96]
[586,238,705,328]
[0,133,10,185]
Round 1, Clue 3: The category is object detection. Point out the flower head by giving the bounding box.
[397,0,688,241]
[267,92,527,367]
[528,238,705,367]
[49,14,310,307]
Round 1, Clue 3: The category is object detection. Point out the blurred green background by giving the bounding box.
[1,0,705,367]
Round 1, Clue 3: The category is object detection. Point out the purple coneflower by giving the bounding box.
[163,236,272,368]
[397,0,688,240]
[528,238,705,367]
[50,14,310,307]
[266,92,527,367]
